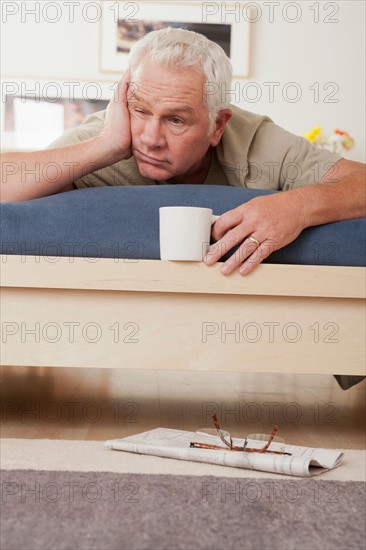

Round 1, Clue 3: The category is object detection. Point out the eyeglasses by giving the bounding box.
[190,414,292,456]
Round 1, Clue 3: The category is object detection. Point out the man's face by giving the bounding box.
[128,59,222,183]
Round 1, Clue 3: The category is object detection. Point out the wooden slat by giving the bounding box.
[1,287,365,375]
[0,255,365,299]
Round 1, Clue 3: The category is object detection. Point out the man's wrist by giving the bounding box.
[287,183,341,229]
[92,135,131,166]
[285,187,313,231]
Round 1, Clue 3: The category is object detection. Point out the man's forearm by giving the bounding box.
[0,136,120,202]
[289,159,366,228]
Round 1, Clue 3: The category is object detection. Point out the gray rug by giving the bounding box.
[1,470,365,550]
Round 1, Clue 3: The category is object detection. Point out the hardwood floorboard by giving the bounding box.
[1,365,365,449]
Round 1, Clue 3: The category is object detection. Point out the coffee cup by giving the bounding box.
[159,206,219,261]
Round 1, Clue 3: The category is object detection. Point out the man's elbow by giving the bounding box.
[54,183,78,194]
[0,188,22,203]
[0,182,77,202]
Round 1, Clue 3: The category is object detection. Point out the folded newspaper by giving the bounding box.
[105,427,343,477]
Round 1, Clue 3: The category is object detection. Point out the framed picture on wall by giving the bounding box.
[0,79,112,151]
[99,1,251,77]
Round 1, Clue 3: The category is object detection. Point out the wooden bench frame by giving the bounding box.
[1,255,365,376]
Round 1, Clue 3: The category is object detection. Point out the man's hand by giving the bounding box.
[204,192,306,275]
[204,158,366,276]
[0,70,135,202]
[99,69,133,162]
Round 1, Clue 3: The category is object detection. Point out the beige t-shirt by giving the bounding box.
[48,104,342,191]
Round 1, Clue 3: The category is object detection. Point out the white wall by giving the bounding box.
[1,0,365,161]
[244,1,365,162]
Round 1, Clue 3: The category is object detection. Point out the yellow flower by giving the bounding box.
[304,126,322,142]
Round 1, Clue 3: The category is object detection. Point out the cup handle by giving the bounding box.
[211,214,220,225]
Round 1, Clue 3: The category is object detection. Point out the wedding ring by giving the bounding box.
[248,235,260,248]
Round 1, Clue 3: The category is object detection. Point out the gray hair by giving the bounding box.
[127,27,233,130]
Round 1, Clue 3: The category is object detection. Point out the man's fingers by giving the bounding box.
[211,208,244,241]
[205,235,278,275]
[102,68,133,160]
[205,224,247,264]
[218,239,273,276]
[115,68,131,104]
[212,235,263,274]
[238,241,274,275]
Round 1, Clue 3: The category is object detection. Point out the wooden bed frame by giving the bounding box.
[1,255,365,376]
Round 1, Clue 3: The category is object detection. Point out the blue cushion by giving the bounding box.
[1,185,365,266]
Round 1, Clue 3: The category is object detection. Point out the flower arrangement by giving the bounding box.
[304,127,355,154]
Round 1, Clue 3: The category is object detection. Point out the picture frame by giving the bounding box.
[99,1,251,77]
[1,78,113,151]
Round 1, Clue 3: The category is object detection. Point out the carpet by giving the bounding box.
[1,469,365,550]
[1,440,365,550]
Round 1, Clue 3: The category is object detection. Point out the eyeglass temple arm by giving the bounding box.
[212,414,220,430]
[212,415,281,453]
[259,424,279,453]
[212,414,232,448]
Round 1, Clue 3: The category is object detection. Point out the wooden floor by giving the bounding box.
[0,365,365,449]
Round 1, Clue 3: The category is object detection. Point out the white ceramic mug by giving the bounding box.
[159,206,220,261]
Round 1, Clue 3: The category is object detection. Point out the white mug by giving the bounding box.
[159,206,220,261]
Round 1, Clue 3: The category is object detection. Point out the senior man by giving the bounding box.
[1,27,365,277]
